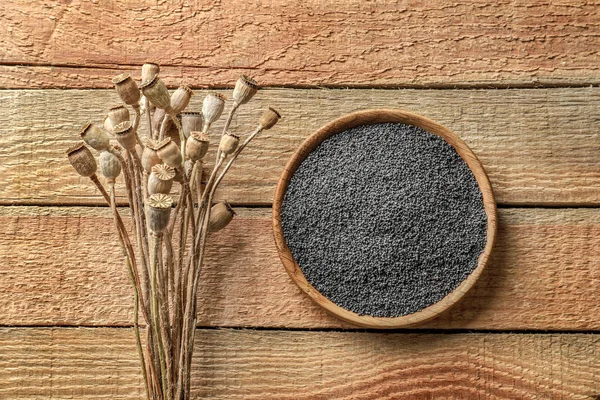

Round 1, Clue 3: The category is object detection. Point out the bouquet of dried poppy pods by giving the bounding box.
[66,63,280,400]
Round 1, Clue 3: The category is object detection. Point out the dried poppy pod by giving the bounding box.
[107,105,130,127]
[181,112,203,138]
[66,142,97,177]
[113,121,137,151]
[259,107,281,130]
[112,73,141,106]
[219,132,239,158]
[171,85,194,114]
[148,163,175,195]
[99,150,122,183]
[141,62,160,84]
[201,92,225,131]
[232,75,258,106]
[140,76,172,113]
[208,202,235,232]
[146,193,173,233]
[141,140,161,173]
[156,137,182,168]
[80,122,110,152]
[186,132,209,162]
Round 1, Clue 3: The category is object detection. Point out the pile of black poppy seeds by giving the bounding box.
[281,122,488,317]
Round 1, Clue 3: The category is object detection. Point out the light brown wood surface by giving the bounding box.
[1,1,600,88]
[1,206,599,330]
[2,1,600,396]
[1,328,599,399]
[273,109,498,328]
[3,87,600,206]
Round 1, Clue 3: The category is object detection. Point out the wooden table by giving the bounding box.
[1,1,599,398]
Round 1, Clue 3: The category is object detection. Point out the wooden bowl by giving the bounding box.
[272,109,497,328]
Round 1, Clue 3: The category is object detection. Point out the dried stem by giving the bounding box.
[158,114,169,142]
[167,190,185,235]
[156,233,172,399]
[163,228,177,395]
[109,183,150,399]
[108,148,151,311]
[214,102,239,163]
[150,232,169,399]
[181,127,265,395]
[94,173,158,396]
[71,69,275,400]
[147,105,155,141]
[212,125,262,191]
[131,152,151,269]
[90,174,151,321]
[147,328,162,399]
[170,113,186,163]
[133,104,143,147]
[174,156,224,399]
[189,162,200,203]
[125,151,152,309]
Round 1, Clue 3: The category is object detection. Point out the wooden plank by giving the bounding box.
[2,87,600,206]
[1,1,600,88]
[1,328,599,399]
[1,206,600,330]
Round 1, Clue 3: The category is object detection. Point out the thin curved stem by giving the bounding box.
[89,174,150,323]
[132,104,143,147]
[167,187,186,236]
[108,147,149,286]
[189,161,202,204]
[193,158,224,236]
[124,151,151,308]
[212,125,262,192]
[156,232,172,398]
[147,327,162,398]
[169,112,186,163]
[180,125,264,394]
[214,102,239,162]
[151,232,169,399]
[175,156,223,400]
[109,183,150,399]
[147,107,155,141]
[158,114,169,142]
[128,151,151,270]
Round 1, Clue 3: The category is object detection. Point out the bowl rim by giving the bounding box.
[272,108,497,328]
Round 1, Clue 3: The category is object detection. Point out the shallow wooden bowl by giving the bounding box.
[272,109,497,329]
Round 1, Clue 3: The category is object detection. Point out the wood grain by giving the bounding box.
[272,109,497,328]
[1,328,599,399]
[3,87,600,206]
[1,206,600,330]
[1,1,600,88]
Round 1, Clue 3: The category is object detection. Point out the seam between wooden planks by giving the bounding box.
[2,64,600,90]
[1,325,600,335]
[1,84,600,91]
